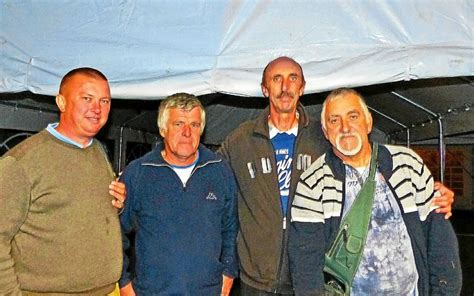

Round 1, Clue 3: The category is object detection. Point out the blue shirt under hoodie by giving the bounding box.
[119,143,239,295]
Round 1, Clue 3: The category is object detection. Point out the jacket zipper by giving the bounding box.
[274,216,289,293]
[272,157,291,292]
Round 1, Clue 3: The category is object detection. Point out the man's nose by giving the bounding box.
[182,124,191,137]
[91,99,101,113]
[282,78,289,92]
[341,118,350,133]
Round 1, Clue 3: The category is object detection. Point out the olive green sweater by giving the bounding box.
[0,130,122,295]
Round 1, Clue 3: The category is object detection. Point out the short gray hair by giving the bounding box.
[321,88,370,131]
[158,93,206,135]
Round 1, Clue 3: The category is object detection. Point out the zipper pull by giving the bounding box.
[283,217,287,230]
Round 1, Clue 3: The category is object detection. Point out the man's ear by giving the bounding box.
[55,95,66,112]
[367,113,373,134]
[299,81,306,96]
[159,127,166,138]
[261,84,269,98]
[322,126,329,140]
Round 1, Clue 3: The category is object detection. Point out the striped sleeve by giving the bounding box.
[292,154,343,223]
[386,145,437,221]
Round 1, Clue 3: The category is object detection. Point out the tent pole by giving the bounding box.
[437,118,445,183]
[406,129,410,148]
[368,106,410,147]
[390,91,445,182]
[117,112,151,172]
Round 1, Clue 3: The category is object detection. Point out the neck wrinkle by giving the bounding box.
[161,150,198,167]
[269,111,298,132]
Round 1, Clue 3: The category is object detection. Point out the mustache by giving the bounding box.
[276,91,294,99]
[337,132,358,139]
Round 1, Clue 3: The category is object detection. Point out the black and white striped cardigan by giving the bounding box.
[292,143,437,223]
[288,143,462,295]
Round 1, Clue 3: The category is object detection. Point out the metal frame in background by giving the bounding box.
[390,91,445,183]
[368,106,410,147]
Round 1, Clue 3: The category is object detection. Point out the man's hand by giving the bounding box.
[120,282,136,296]
[433,181,454,219]
[221,275,234,296]
[110,179,126,210]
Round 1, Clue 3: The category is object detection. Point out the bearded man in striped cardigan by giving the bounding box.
[289,88,462,296]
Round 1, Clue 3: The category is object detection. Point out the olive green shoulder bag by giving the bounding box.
[323,143,378,296]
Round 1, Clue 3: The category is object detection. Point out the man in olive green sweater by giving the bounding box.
[0,68,126,295]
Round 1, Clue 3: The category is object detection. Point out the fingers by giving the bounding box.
[120,282,136,296]
[435,203,453,219]
[221,275,233,296]
[433,196,452,219]
[444,211,452,219]
[109,181,126,200]
[435,207,453,219]
[433,181,454,219]
[109,180,127,209]
[111,199,124,209]
[434,182,454,201]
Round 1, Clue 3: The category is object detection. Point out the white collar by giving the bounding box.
[269,123,298,139]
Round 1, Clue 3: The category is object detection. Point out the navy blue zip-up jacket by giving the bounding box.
[119,143,239,295]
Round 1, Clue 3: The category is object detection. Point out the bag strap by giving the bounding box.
[323,142,379,295]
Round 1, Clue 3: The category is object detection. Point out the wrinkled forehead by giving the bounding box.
[269,60,301,74]
[326,94,365,115]
[169,106,202,119]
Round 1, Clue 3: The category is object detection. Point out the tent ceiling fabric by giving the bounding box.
[1,1,472,99]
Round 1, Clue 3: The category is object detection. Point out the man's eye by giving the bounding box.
[273,76,282,82]
[191,123,201,128]
[174,122,183,127]
[100,98,110,105]
[290,75,298,81]
[83,97,92,102]
[350,114,359,120]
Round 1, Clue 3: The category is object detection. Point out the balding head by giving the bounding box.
[261,56,305,88]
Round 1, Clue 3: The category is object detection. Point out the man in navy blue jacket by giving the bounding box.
[119,93,238,296]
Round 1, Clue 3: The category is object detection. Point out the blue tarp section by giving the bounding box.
[1,0,472,99]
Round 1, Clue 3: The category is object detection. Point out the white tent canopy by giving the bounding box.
[1,0,472,99]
